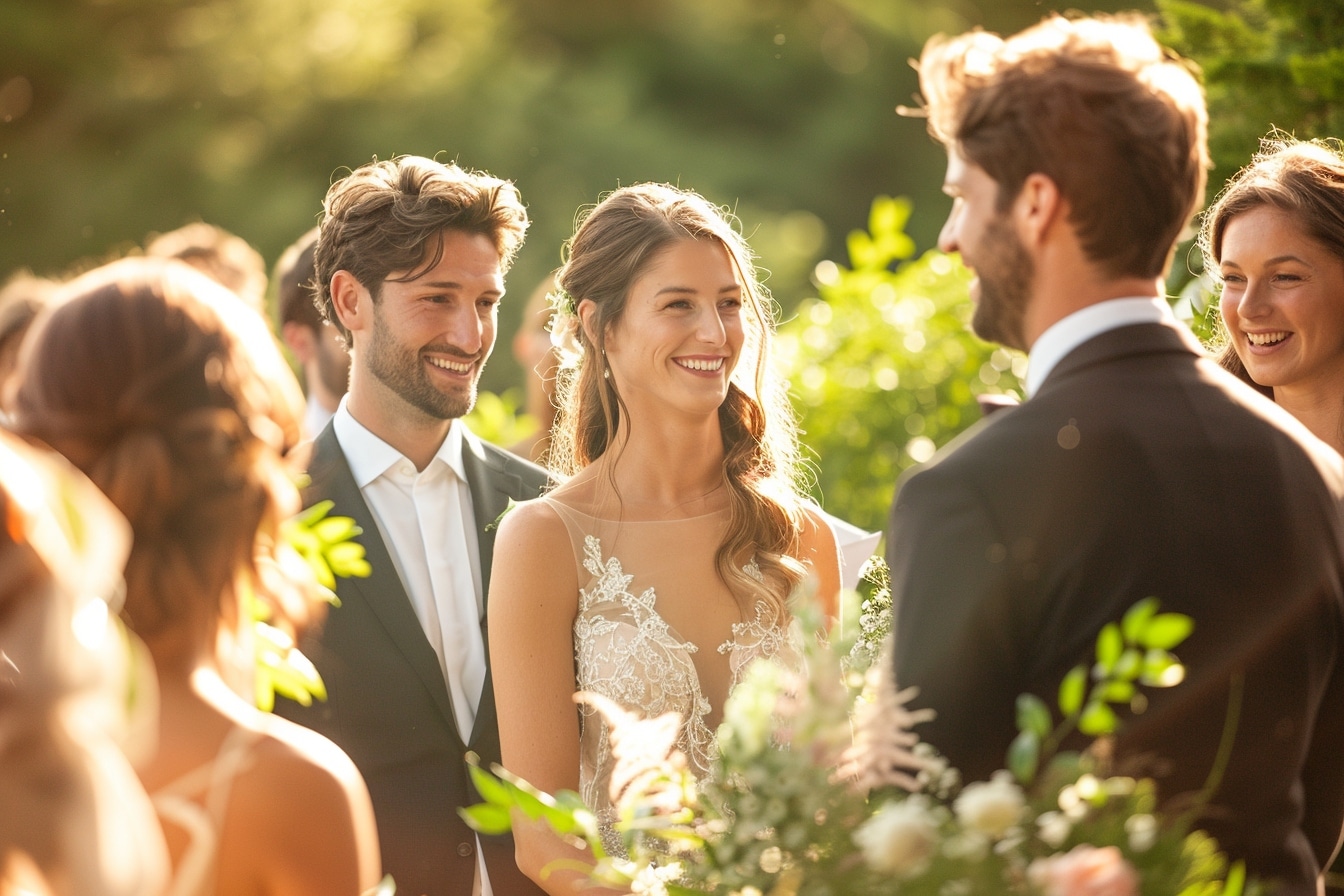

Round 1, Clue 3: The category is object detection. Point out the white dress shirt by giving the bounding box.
[1025,296,1176,397]
[332,399,486,739]
[333,399,494,896]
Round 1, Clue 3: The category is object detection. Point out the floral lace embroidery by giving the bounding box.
[573,535,796,857]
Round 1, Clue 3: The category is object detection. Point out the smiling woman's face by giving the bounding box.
[1218,204,1344,399]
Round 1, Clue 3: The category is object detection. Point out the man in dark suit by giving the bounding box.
[276,156,548,896]
[887,15,1344,894]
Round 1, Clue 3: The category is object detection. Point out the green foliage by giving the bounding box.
[1009,598,1193,788]
[1159,0,1344,195]
[465,386,538,450]
[256,500,372,711]
[284,499,372,590]
[460,594,1244,896]
[778,195,1022,532]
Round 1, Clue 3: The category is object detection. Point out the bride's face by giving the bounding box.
[603,237,745,423]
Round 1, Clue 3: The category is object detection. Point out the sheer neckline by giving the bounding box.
[542,495,731,524]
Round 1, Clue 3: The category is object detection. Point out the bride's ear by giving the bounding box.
[577,298,602,346]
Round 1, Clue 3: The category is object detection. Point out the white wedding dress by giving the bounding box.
[542,496,801,856]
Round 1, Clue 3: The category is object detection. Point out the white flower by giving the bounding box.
[1125,813,1158,852]
[629,861,683,896]
[941,830,989,861]
[1036,811,1072,849]
[952,770,1025,839]
[853,796,941,877]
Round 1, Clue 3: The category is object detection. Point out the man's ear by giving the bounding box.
[329,270,370,337]
[281,320,316,364]
[1013,173,1064,248]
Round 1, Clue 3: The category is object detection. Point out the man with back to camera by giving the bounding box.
[886,14,1344,893]
[275,155,548,896]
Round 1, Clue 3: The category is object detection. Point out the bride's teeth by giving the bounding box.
[678,358,723,372]
[429,357,472,372]
[1246,331,1289,346]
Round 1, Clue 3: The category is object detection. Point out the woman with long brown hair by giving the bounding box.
[12,257,381,896]
[488,183,840,895]
[1202,135,1344,455]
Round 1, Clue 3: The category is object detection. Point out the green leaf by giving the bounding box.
[1015,693,1052,739]
[459,803,514,835]
[1114,648,1142,681]
[1078,700,1119,736]
[1059,665,1087,717]
[1121,597,1160,644]
[314,514,360,543]
[468,762,517,808]
[1140,613,1194,650]
[847,230,878,270]
[1007,729,1040,784]
[1102,680,1135,703]
[1095,623,1123,675]
[295,499,335,527]
[327,541,372,577]
[1140,653,1186,688]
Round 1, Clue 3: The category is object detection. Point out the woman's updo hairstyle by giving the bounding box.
[12,257,306,665]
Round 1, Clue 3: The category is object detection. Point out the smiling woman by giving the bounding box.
[485,182,842,896]
[1201,135,1344,454]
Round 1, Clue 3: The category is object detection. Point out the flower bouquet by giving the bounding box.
[463,562,1253,896]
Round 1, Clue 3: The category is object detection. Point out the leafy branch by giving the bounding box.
[1009,598,1193,785]
[254,500,371,711]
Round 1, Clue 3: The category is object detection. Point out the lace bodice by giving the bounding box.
[543,498,801,856]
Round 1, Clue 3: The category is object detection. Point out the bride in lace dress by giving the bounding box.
[489,183,841,895]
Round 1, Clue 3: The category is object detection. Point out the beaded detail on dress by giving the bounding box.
[567,522,800,857]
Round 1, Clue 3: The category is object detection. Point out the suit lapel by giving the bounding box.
[460,431,524,749]
[308,426,462,740]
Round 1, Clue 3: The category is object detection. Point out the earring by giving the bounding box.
[601,348,610,380]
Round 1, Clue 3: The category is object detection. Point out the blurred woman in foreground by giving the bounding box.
[12,257,381,896]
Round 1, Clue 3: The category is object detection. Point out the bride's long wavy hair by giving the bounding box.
[550,183,807,623]
[12,257,311,670]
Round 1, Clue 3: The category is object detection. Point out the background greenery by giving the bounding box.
[3,0,1335,531]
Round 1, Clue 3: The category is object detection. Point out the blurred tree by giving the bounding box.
[0,0,1149,401]
[1157,0,1344,345]
[1159,0,1344,201]
[779,196,1021,532]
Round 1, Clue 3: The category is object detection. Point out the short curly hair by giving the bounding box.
[915,13,1209,281]
[314,156,529,343]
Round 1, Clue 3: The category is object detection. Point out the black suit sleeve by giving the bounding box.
[886,466,1026,784]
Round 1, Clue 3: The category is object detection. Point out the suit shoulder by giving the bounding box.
[479,440,551,492]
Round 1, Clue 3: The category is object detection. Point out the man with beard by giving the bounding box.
[886,15,1344,894]
[274,226,351,437]
[275,156,548,896]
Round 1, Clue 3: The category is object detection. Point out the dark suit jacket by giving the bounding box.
[276,423,549,896]
[886,321,1344,895]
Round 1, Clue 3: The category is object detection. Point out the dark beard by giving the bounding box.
[970,213,1034,352]
[365,310,477,420]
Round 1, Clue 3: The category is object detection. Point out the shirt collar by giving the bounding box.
[332,395,467,487]
[1025,296,1175,397]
